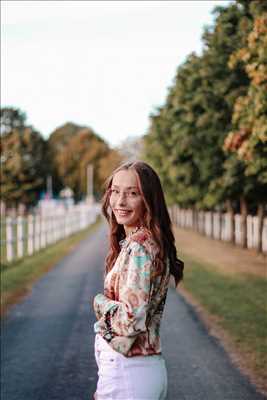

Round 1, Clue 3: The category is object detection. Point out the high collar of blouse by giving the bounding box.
[119,226,145,248]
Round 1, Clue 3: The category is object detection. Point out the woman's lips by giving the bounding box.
[115,209,132,217]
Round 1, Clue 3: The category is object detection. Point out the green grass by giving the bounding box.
[1,216,101,315]
[181,254,267,377]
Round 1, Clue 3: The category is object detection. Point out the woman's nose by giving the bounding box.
[117,192,127,205]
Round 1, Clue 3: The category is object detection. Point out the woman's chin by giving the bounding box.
[116,216,132,225]
[114,212,132,224]
[115,215,138,228]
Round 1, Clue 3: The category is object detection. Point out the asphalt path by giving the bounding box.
[1,221,266,400]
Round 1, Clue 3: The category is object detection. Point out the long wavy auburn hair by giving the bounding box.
[101,160,184,287]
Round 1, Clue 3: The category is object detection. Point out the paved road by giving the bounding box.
[1,222,266,400]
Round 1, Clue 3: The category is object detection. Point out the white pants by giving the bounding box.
[94,334,168,400]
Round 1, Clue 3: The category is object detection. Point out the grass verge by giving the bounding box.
[1,216,101,317]
[179,254,267,394]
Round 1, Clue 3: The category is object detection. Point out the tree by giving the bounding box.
[48,123,122,200]
[224,6,267,250]
[225,13,267,182]
[0,122,48,209]
[98,149,123,187]
[0,107,27,135]
[143,1,266,251]
[144,2,249,215]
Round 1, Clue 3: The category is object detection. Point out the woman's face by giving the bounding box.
[109,169,145,235]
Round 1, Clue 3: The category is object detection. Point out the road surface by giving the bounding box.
[2,222,266,400]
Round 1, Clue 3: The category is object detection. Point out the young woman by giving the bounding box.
[93,160,184,400]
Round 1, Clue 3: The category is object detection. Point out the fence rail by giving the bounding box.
[170,206,267,254]
[1,203,101,264]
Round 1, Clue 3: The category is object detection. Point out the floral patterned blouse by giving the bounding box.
[93,227,170,357]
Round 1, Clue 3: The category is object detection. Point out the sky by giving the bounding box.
[1,0,232,148]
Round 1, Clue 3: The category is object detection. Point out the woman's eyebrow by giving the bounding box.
[112,185,139,189]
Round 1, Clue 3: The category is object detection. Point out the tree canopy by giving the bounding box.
[0,109,48,208]
[143,0,267,214]
[48,122,123,201]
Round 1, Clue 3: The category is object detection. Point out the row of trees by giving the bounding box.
[143,0,267,248]
[0,107,122,209]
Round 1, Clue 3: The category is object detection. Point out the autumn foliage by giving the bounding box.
[0,114,122,208]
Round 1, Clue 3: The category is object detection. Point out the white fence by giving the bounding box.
[1,203,101,264]
[170,206,267,253]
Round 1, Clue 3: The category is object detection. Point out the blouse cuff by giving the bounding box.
[93,293,118,319]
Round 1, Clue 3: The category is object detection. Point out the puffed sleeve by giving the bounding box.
[93,241,152,338]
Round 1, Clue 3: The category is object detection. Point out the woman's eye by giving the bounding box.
[130,191,137,196]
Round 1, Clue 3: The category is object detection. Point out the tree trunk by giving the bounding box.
[226,199,235,244]
[240,196,248,249]
[257,203,264,254]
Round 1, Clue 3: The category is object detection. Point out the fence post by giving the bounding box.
[257,204,264,253]
[59,214,64,240]
[46,216,51,244]
[17,216,24,259]
[34,215,41,252]
[27,215,34,255]
[240,197,248,248]
[6,217,13,263]
[252,216,258,250]
[51,215,56,243]
[247,215,253,249]
[221,213,225,241]
[2,205,101,264]
[54,215,58,242]
[173,205,266,254]
[204,212,212,237]
[40,216,46,248]
[50,216,55,243]
[215,212,219,239]
[262,218,267,253]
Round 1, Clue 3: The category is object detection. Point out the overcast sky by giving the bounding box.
[1,0,231,148]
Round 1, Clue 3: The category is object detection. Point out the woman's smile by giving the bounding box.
[114,209,133,217]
